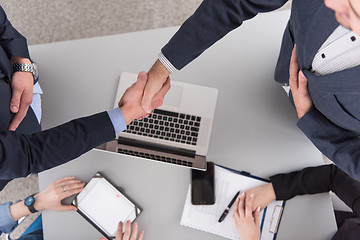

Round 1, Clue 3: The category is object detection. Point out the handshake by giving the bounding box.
[118,71,170,125]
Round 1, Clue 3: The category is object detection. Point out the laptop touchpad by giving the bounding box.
[163,85,183,108]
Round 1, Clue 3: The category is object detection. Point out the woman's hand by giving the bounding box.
[233,192,261,240]
[100,220,144,240]
[245,183,276,211]
[34,176,85,211]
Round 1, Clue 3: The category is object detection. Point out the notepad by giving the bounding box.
[180,165,284,240]
[72,173,141,239]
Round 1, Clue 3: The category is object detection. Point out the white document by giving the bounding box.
[180,165,284,240]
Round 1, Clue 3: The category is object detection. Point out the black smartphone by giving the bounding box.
[191,162,215,205]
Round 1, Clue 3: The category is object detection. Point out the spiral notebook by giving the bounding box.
[180,165,285,240]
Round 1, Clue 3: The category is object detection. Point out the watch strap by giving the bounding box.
[12,63,39,85]
[12,63,34,73]
[26,194,38,213]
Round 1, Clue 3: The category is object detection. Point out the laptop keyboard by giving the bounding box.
[125,109,201,146]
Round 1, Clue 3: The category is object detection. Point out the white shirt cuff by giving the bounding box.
[158,51,178,73]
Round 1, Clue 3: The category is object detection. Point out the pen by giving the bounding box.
[218,191,240,223]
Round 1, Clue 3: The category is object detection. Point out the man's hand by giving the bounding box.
[8,57,34,131]
[245,183,276,211]
[233,192,261,240]
[119,71,170,125]
[289,46,314,119]
[141,60,171,114]
[100,221,144,240]
[34,176,85,212]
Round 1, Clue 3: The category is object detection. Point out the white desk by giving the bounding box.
[33,10,337,240]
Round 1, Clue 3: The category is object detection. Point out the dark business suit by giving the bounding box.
[161,0,360,180]
[0,5,41,134]
[0,6,115,189]
[271,165,360,240]
[0,5,42,189]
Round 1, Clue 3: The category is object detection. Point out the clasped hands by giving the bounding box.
[9,66,171,131]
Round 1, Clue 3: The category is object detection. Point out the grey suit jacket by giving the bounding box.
[161,0,360,180]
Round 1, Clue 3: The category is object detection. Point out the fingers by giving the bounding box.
[138,230,144,240]
[58,204,77,212]
[142,76,168,113]
[130,222,138,240]
[245,194,254,217]
[237,192,245,218]
[123,220,131,240]
[135,72,148,91]
[54,177,85,198]
[54,176,76,185]
[254,206,261,227]
[233,196,239,216]
[152,77,171,109]
[8,91,32,131]
[115,221,143,240]
[61,184,84,199]
[10,87,22,113]
[116,221,124,240]
[289,45,299,91]
[298,71,309,95]
[233,196,240,225]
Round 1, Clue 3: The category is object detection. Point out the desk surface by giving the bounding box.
[34,10,337,240]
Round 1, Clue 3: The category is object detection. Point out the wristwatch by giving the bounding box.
[12,62,39,83]
[24,194,38,213]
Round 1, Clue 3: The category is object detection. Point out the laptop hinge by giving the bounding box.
[117,136,196,158]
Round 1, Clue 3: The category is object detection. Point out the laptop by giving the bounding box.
[104,72,218,170]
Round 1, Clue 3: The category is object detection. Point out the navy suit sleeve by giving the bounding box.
[297,108,360,181]
[0,111,115,180]
[161,0,288,70]
[0,6,30,59]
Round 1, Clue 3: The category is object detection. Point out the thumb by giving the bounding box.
[59,204,77,212]
[10,89,22,113]
[142,75,165,114]
[298,71,309,93]
[135,71,148,90]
